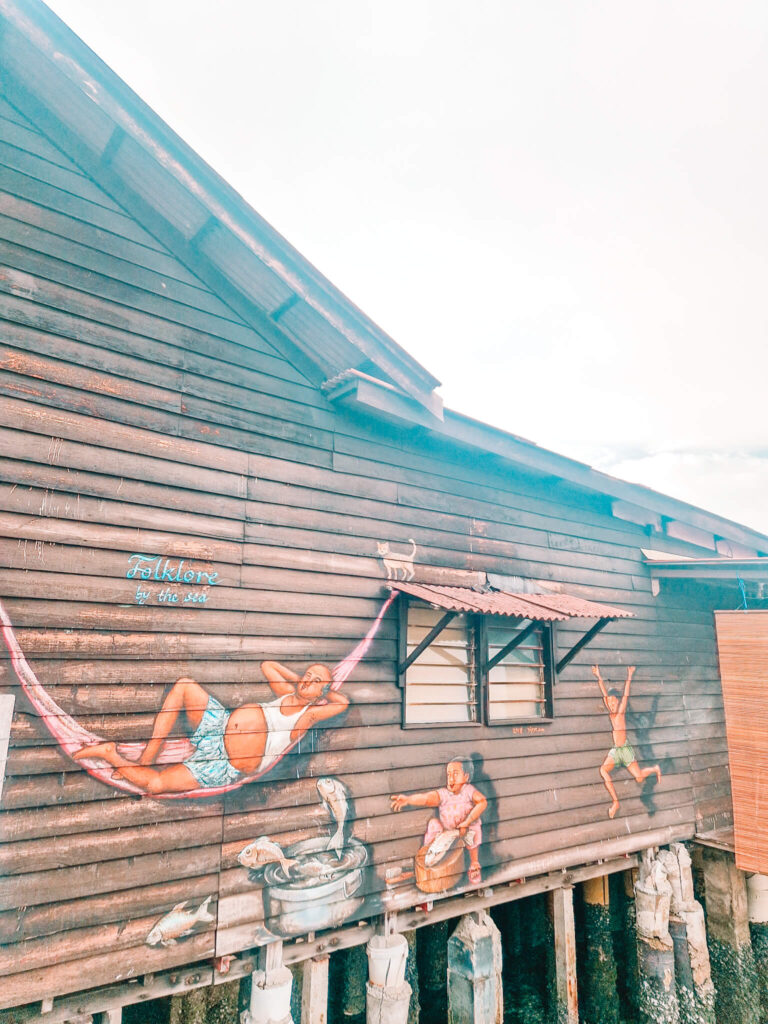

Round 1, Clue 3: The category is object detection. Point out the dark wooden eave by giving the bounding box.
[644,555,768,582]
[0,0,443,418]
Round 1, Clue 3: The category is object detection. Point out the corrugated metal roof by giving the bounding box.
[389,582,633,621]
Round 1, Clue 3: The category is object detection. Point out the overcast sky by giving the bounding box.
[46,0,768,535]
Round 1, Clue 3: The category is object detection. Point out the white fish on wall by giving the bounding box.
[145,896,214,947]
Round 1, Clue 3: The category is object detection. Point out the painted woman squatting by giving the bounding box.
[391,757,488,884]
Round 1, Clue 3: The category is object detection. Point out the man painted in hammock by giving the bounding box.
[593,664,661,819]
[74,662,347,796]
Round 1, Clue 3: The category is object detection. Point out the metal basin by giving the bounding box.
[262,836,368,936]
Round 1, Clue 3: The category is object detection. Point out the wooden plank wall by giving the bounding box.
[0,92,729,1010]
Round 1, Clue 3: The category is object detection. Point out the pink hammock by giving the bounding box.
[0,593,395,799]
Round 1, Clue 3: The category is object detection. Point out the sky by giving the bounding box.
[46,0,768,535]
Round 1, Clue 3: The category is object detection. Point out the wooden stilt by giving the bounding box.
[701,848,759,1024]
[93,1011,122,1024]
[417,921,448,1024]
[170,988,207,1024]
[551,886,578,1024]
[205,980,240,1024]
[582,875,620,1024]
[341,945,367,1024]
[301,956,329,1024]
[404,932,419,1024]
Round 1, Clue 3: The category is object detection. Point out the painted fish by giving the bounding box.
[424,829,462,868]
[294,857,337,881]
[317,776,349,858]
[146,896,214,947]
[237,836,297,874]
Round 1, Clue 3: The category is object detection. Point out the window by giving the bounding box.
[401,605,479,725]
[482,616,554,722]
[398,597,554,726]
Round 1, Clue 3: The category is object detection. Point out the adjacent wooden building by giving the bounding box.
[0,1,766,1016]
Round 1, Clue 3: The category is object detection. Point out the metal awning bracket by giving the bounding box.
[556,618,612,674]
[399,610,457,674]
[485,620,539,673]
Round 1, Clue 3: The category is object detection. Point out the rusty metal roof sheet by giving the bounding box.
[389,582,633,621]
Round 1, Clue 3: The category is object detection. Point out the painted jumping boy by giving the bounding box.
[390,756,488,884]
[593,664,661,819]
[74,662,347,795]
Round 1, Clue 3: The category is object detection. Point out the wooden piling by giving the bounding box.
[416,921,448,1024]
[615,869,641,1023]
[516,895,549,1024]
[404,931,419,1024]
[94,1013,122,1024]
[634,851,679,1024]
[170,989,208,1024]
[301,957,329,1024]
[341,946,368,1024]
[550,886,578,1024]
[747,874,768,1024]
[581,876,620,1024]
[701,849,760,1024]
[205,981,240,1024]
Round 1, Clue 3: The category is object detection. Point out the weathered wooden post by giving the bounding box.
[289,965,302,1024]
[659,845,714,1024]
[94,1012,122,1024]
[618,869,641,1022]
[416,921,448,1024]
[446,911,502,1024]
[550,885,578,1024]
[207,981,242,1024]
[404,931,419,1024]
[365,928,411,1024]
[701,848,760,1024]
[581,875,620,1024]
[526,893,551,1024]
[342,945,368,1024]
[634,850,679,1024]
[747,873,768,1022]
[301,956,329,1024]
[171,988,208,1024]
[243,941,294,1024]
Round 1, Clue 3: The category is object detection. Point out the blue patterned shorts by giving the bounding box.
[183,696,243,788]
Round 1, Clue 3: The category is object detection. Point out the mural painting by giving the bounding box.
[0,593,394,799]
[593,664,662,818]
[0,549,674,955]
[387,756,488,892]
[236,777,370,937]
[73,665,348,796]
[145,897,215,948]
[376,538,418,581]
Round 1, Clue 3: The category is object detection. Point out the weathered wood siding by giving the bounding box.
[0,93,729,1010]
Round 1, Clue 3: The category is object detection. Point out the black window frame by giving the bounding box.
[479,614,555,725]
[397,595,556,728]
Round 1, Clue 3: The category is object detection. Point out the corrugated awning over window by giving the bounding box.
[388,582,633,622]
[390,582,633,674]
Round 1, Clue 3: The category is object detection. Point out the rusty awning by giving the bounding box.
[391,581,632,674]
[388,581,632,622]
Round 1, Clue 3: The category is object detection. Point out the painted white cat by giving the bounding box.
[377,539,417,581]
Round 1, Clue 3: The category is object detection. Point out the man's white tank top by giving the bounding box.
[260,695,309,773]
